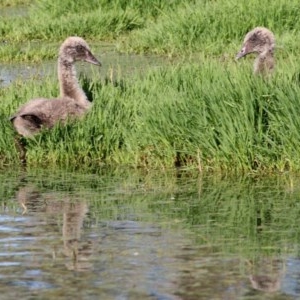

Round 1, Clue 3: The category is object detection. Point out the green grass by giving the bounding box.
[1,0,300,61]
[0,0,30,6]
[1,0,300,173]
[123,0,300,56]
[2,54,300,172]
[0,0,183,52]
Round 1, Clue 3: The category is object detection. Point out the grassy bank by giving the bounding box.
[0,0,300,61]
[1,56,300,172]
[1,0,300,173]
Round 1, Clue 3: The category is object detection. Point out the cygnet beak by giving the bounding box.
[85,50,102,66]
[236,46,247,60]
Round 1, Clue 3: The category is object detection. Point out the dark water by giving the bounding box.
[0,44,168,87]
[0,169,299,299]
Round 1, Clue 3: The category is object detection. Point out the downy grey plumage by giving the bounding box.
[236,27,275,75]
[11,37,101,137]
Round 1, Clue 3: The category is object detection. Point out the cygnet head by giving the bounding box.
[236,27,275,59]
[59,36,101,66]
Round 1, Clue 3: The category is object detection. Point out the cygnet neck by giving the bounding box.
[254,48,275,75]
[58,56,91,108]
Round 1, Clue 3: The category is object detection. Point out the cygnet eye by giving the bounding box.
[76,45,85,53]
[249,35,257,42]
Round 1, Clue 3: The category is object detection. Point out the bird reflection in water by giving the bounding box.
[248,257,285,293]
[15,183,94,272]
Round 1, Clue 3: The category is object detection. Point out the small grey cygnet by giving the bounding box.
[10,36,101,137]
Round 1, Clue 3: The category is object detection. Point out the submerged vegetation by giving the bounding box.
[1,0,300,172]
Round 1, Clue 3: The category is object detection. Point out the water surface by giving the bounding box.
[0,169,299,299]
[0,44,168,87]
